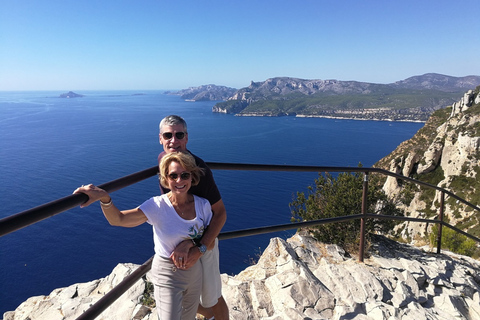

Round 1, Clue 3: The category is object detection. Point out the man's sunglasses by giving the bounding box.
[161,132,186,140]
[168,172,191,181]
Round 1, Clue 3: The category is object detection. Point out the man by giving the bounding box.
[158,115,229,320]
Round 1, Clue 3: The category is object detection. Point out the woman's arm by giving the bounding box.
[73,184,147,227]
[101,204,147,227]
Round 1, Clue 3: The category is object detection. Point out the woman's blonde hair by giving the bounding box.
[159,152,204,189]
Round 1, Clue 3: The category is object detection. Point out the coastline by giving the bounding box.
[232,112,426,123]
[295,114,426,123]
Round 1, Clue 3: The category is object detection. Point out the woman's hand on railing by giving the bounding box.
[73,184,111,208]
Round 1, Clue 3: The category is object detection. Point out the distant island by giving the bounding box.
[59,91,84,98]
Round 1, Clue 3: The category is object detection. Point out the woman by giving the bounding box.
[74,152,212,320]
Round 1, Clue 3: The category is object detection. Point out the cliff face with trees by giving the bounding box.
[375,86,480,243]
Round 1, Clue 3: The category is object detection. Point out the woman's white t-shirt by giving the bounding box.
[139,194,212,258]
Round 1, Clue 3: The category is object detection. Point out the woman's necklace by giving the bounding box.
[175,203,185,216]
[168,194,190,216]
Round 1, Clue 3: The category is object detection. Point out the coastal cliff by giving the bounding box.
[4,233,480,319]
[211,74,480,121]
[375,86,480,243]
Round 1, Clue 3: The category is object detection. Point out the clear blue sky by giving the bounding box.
[1,0,478,91]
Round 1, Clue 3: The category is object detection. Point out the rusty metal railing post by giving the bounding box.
[359,172,369,262]
[436,191,445,254]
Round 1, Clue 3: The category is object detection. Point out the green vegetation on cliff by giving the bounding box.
[216,89,463,120]
[290,167,403,253]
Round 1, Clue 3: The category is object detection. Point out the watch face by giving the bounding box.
[199,244,207,254]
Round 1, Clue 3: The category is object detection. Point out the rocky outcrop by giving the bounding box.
[223,233,480,320]
[5,233,480,320]
[2,263,153,320]
[377,87,480,240]
[212,100,249,114]
[166,84,237,101]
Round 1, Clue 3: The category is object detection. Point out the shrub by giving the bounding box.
[290,168,403,253]
[140,278,156,307]
[429,224,479,257]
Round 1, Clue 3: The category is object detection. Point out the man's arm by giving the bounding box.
[200,199,226,249]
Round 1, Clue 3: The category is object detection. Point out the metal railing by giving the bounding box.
[1,163,480,320]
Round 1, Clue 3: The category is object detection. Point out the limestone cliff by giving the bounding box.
[375,86,480,242]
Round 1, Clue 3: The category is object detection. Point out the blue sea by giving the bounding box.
[0,91,424,314]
